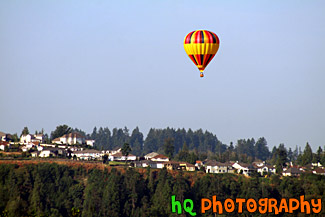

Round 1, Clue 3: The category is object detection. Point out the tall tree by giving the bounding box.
[122,143,132,164]
[254,137,270,160]
[163,138,175,159]
[129,127,143,156]
[21,127,29,136]
[50,125,72,140]
[301,142,313,165]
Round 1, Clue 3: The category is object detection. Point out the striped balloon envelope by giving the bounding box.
[184,30,220,77]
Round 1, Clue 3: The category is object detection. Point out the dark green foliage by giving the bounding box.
[21,126,29,136]
[121,143,132,158]
[50,124,72,140]
[0,163,324,216]
[164,138,175,159]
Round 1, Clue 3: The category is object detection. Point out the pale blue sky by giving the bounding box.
[1,0,325,151]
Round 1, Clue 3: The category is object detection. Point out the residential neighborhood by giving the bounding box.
[0,129,325,178]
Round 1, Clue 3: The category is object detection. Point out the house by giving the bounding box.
[205,161,234,174]
[111,147,122,155]
[40,143,56,148]
[179,162,196,171]
[252,161,265,167]
[0,132,12,142]
[312,162,323,167]
[85,140,95,147]
[20,134,44,144]
[165,161,181,170]
[72,149,103,160]
[135,160,165,169]
[151,154,169,162]
[31,151,40,157]
[134,160,151,168]
[313,168,325,175]
[39,149,58,157]
[108,152,136,161]
[144,152,159,160]
[282,167,302,177]
[33,134,44,143]
[0,141,10,151]
[232,162,256,176]
[20,134,34,144]
[256,165,276,175]
[52,133,85,145]
[195,160,204,170]
[0,131,6,141]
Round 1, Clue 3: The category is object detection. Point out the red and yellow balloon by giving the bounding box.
[184,30,220,77]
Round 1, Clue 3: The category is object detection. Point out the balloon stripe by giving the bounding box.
[200,31,204,43]
[212,32,220,44]
[206,31,213,43]
[200,54,204,65]
[189,55,198,66]
[202,54,209,66]
[185,31,195,44]
[206,54,215,66]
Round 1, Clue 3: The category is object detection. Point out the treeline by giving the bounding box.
[88,126,325,166]
[0,163,324,217]
[89,127,269,160]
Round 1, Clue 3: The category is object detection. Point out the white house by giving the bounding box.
[20,134,44,144]
[144,152,159,160]
[52,133,85,145]
[313,168,325,175]
[108,152,137,161]
[312,162,323,167]
[72,149,103,160]
[31,151,39,157]
[33,134,44,143]
[151,154,169,162]
[111,147,122,155]
[257,165,276,175]
[0,141,9,151]
[20,134,33,144]
[40,143,56,148]
[205,161,235,174]
[39,150,57,158]
[282,167,302,177]
[135,160,165,169]
[232,162,256,176]
[0,132,12,142]
[85,140,95,147]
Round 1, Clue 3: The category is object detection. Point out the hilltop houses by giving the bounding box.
[52,133,85,145]
[20,134,44,144]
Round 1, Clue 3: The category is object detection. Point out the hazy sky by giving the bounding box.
[1,0,325,151]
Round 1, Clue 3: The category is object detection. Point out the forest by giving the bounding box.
[0,163,324,217]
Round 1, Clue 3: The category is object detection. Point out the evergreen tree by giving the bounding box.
[50,125,72,140]
[21,127,29,136]
[301,142,313,165]
[163,138,175,159]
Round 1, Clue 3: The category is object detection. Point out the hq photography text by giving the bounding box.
[171,195,322,216]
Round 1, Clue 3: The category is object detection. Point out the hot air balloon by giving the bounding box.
[184,30,220,77]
